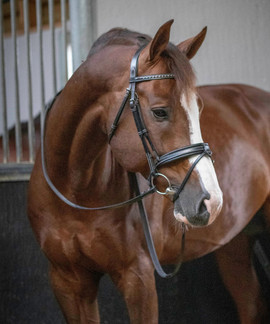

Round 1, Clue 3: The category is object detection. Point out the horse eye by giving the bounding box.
[152,108,169,120]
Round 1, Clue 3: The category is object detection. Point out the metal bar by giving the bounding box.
[61,0,67,84]
[0,0,9,163]
[69,0,97,72]
[49,0,57,93]
[0,163,33,182]
[10,0,22,163]
[36,0,45,119]
[23,0,35,162]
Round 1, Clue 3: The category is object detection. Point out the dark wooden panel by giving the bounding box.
[0,181,65,324]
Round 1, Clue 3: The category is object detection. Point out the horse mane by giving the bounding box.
[88,27,196,93]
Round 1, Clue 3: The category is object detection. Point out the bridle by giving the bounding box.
[41,45,213,278]
[108,45,212,201]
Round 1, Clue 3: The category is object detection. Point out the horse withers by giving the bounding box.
[28,20,270,323]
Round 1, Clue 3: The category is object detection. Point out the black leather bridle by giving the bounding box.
[41,45,213,278]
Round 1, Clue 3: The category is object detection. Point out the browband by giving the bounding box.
[130,74,175,83]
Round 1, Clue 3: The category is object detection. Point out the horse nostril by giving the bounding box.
[198,199,208,215]
[188,194,211,226]
[196,191,209,213]
[173,189,211,226]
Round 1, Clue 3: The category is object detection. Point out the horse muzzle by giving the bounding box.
[173,186,223,227]
[173,188,210,226]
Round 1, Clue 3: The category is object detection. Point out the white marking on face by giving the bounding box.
[174,92,223,225]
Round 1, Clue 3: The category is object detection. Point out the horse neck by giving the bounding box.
[44,66,131,205]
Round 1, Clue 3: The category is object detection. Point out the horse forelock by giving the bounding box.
[162,44,196,96]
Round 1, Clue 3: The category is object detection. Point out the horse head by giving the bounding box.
[100,20,223,227]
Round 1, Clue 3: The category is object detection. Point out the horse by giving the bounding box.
[27,20,270,323]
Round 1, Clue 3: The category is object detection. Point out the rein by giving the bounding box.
[41,45,212,279]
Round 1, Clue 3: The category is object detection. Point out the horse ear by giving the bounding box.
[148,19,174,61]
[177,27,207,60]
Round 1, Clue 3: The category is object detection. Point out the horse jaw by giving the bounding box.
[175,92,223,226]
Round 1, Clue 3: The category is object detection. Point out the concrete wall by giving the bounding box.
[94,0,270,91]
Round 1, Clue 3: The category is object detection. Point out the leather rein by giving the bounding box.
[41,45,212,278]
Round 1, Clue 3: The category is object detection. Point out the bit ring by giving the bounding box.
[152,173,174,196]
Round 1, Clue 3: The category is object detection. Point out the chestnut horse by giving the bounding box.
[27,20,270,323]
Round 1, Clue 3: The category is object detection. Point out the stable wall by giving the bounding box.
[2,0,269,136]
[94,0,270,91]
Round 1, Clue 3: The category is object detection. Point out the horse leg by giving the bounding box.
[49,264,101,324]
[215,230,269,324]
[111,260,158,324]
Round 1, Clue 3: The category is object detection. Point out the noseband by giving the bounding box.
[41,45,213,278]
